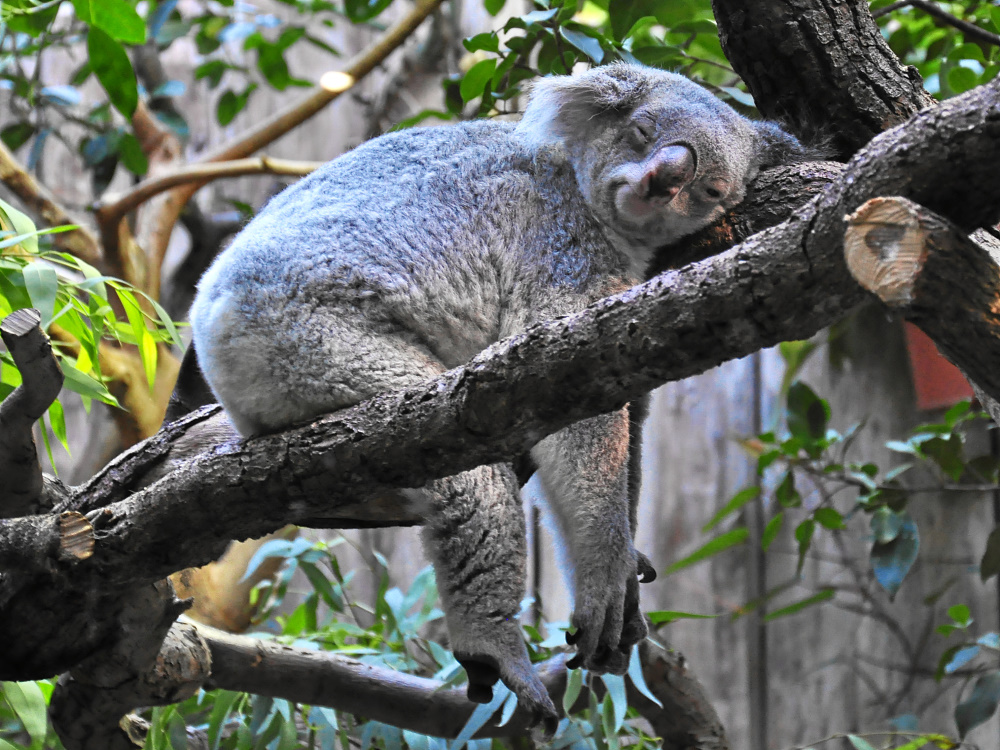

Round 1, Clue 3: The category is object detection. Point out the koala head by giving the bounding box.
[516,63,808,248]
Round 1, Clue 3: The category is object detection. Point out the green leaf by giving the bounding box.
[945,645,980,674]
[2,123,35,151]
[463,32,499,53]
[778,339,818,393]
[764,589,834,622]
[981,527,1000,581]
[703,486,759,532]
[207,691,242,750]
[871,506,904,544]
[794,519,815,572]
[60,360,118,406]
[89,0,147,44]
[761,512,783,551]
[256,44,292,90]
[601,694,620,750]
[562,663,583,713]
[0,197,41,253]
[22,265,58,327]
[786,381,830,440]
[216,85,257,126]
[948,43,987,65]
[560,27,604,63]
[814,507,846,530]
[1,681,49,746]
[607,0,658,41]
[871,513,919,599]
[665,527,749,574]
[452,683,508,750]
[921,434,965,481]
[87,28,139,117]
[119,133,148,175]
[48,399,69,454]
[947,65,979,95]
[460,59,496,103]
[483,0,505,16]
[600,674,627,732]
[626,645,662,708]
[948,604,972,626]
[956,671,1000,737]
[775,470,801,508]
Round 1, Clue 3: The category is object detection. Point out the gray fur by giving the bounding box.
[190,62,804,725]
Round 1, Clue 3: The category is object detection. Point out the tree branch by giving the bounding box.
[0,141,103,265]
[95,157,322,231]
[4,73,1000,682]
[712,0,935,157]
[0,308,63,517]
[844,195,1000,419]
[873,0,1000,47]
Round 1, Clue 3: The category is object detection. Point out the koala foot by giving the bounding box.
[637,551,657,583]
[566,553,648,675]
[453,625,558,734]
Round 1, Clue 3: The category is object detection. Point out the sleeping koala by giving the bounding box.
[189,63,805,728]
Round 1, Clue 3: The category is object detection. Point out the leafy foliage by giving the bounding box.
[1,542,662,750]
[0,199,180,464]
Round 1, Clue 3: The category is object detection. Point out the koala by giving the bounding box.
[189,63,805,728]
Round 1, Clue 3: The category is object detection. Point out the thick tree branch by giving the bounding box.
[0,308,63,516]
[0,142,103,265]
[4,74,1000,683]
[844,196,1000,419]
[712,0,935,157]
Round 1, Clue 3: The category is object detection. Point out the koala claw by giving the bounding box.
[569,556,648,674]
[637,552,657,583]
[454,650,558,732]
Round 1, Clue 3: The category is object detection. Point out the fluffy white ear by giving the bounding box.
[515,63,654,148]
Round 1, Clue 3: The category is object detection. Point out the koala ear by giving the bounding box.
[753,121,814,168]
[516,63,652,148]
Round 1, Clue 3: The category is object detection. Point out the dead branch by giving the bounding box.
[844,195,1000,421]
[0,308,63,516]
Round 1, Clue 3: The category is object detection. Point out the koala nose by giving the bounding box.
[643,144,695,201]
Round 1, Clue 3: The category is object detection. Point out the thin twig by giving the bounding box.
[873,0,1000,47]
[95,157,322,230]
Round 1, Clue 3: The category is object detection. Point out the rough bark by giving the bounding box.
[712,0,935,158]
[0,309,64,517]
[844,196,1000,419]
[3,72,1000,685]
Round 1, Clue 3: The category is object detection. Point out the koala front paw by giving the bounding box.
[454,624,558,734]
[566,553,647,675]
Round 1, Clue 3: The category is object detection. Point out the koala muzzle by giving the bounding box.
[642,144,695,202]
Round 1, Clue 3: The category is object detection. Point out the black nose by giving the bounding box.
[645,144,695,200]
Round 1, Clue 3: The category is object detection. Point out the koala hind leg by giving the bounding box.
[415,463,557,729]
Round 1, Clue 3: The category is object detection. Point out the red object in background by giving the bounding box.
[904,322,974,411]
